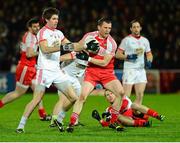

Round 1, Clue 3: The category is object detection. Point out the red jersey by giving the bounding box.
[82,31,117,71]
[19,31,38,67]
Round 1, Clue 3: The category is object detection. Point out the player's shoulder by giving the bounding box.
[84,31,98,37]
[140,36,149,42]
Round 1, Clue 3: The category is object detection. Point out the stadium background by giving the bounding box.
[0,0,179,93]
[0,0,180,142]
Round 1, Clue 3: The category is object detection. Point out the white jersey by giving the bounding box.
[61,59,86,79]
[118,34,151,69]
[37,25,64,71]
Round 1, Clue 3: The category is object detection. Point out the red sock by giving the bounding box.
[0,100,4,108]
[38,108,47,118]
[70,112,79,125]
[147,109,158,118]
[134,119,147,127]
[100,120,110,127]
[143,114,149,120]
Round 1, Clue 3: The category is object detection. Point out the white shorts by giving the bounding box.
[58,76,81,96]
[35,69,71,88]
[122,69,147,84]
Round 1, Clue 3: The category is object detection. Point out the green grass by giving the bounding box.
[0,93,180,142]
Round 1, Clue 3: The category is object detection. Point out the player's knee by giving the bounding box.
[131,103,139,109]
[118,88,124,96]
[79,95,87,103]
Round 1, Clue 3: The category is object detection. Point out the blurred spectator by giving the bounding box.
[0,0,179,71]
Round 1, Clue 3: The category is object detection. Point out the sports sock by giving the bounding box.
[133,119,147,127]
[57,110,66,123]
[50,115,58,125]
[147,109,158,118]
[0,100,4,108]
[70,112,79,126]
[17,116,27,129]
[38,108,46,118]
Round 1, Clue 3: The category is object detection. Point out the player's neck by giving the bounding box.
[131,34,141,39]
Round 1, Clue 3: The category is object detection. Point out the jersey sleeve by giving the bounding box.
[145,38,151,53]
[25,33,36,49]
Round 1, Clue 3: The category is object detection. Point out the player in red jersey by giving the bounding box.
[0,17,50,121]
[92,89,165,130]
[66,17,124,132]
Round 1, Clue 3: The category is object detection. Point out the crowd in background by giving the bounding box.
[0,0,179,71]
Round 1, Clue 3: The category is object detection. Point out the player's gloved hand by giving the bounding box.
[76,51,90,61]
[102,111,111,122]
[145,60,152,69]
[127,54,138,61]
[62,43,74,51]
[92,110,101,121]
[86,40,100,54]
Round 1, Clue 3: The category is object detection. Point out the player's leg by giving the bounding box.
[67,81,94,132]
[16,85,45,133]
[131,103,165,121]
[123,84,133,97]
[134,83,146,105]
[31,83,50,121]
[50,91,72,127]
[0,85,28,108]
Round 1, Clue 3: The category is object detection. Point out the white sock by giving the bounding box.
[57,110,66,123]
[17,116,27,129]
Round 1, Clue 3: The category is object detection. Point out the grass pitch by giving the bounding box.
[0,93,180,142]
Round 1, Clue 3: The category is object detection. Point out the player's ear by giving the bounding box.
[97,25,100,31]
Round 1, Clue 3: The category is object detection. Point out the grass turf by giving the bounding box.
[0,93,180,142]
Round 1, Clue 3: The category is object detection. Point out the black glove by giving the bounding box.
[76,51,89,61]
[92,110,101,121]
[145,60,152,69]
[102,111,111,122]
[86,40,100,54]
[127,54,138,61]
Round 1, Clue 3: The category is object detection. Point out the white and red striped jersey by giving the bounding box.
[36,24,65,71]
[118,34,151,69]
[19,31,38,67]
[82,31,117,70]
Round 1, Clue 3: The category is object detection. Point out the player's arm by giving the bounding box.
[115,49,127,60]
[26,47,38,58]
[61,38,84,52]
[116,49,137,61]
[146,51,153,62]
[89,54,113,67]
[39,39,60,54]
[60,52,76,62]
[145,51,153,69]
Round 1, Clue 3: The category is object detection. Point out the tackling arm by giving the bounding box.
[39,40,60,54]
[26,47,38,58]
[88,54,113,67]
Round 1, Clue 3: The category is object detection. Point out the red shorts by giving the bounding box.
[122,109,133,117]
[16,63,36,86]
[84,68,117,86]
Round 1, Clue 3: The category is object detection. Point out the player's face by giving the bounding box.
[31,23,40,35]
[130,22,142,36]
[47,14,59,29]
[105,90,116,103]
[98,22,112,38]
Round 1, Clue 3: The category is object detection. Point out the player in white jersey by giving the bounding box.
[116,19,153,105]
[50,52,87,128]
[15,7,98,133]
